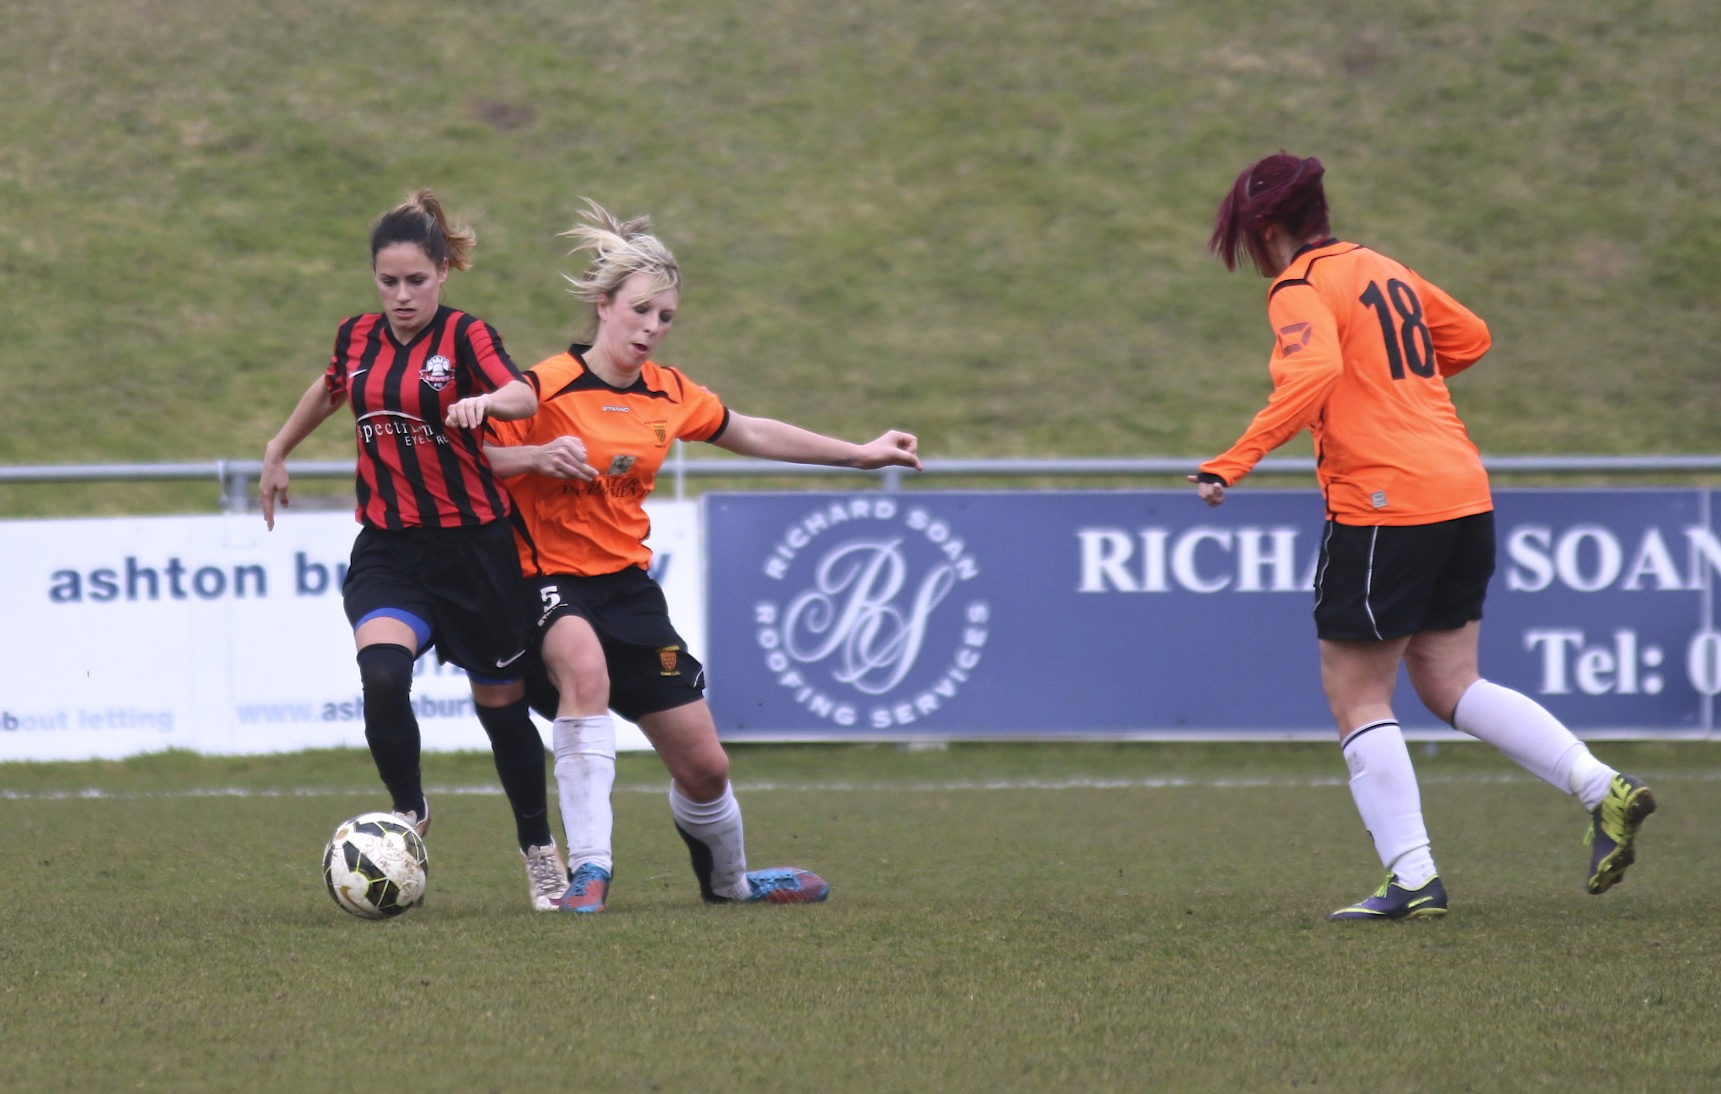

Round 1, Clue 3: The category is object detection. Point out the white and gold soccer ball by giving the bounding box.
[321,812,429,919]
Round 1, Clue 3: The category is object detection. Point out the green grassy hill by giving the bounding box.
[2,0,1717,514]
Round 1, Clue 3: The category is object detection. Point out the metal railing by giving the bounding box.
[5,450,1721,513]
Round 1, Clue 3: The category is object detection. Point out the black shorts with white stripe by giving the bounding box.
[1312,511,1495,641]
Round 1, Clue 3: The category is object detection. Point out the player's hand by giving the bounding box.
[260,459,290,530]
[856,430,922,471]
[444,395,492,430]
[1187,474,1227,508]
[532,435,599,481]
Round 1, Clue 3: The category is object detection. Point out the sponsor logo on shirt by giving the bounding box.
[354,411,447,448]
[1277,322,1313,356]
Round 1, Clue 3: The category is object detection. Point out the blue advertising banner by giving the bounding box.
[703,490,1719,740]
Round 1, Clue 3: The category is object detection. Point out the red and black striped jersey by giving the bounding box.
[322,305,526,529]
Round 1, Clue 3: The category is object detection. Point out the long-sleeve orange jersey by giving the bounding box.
[1201,240,1495,526]
[487,348,730,577]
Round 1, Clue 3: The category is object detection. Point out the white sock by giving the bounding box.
[1452,680,1615,806]
[1566,752,1616,812]
[552,715,615,872]
[669,781,749,900]
[1342,720,1438,888]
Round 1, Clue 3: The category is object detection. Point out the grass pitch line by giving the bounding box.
[4,768,1717,801]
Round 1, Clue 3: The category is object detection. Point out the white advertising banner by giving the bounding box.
[0,504,703,761]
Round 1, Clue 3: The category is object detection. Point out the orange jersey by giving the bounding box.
[488,348,730,576]
[1201,240,1494,525]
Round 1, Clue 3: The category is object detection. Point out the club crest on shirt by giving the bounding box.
[420,354,454,391]
[1277,322,1313,356]
[649,421,668,444]
[606,455,637,476]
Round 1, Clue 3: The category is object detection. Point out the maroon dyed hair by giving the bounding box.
[1209,153,1331,275]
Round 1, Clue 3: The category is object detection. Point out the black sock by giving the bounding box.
[475,697,553,850]
[675,823,722,904]
[357,644,423,816]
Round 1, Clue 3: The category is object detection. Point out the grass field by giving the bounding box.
[3,741,1715,1091]
[4,3,1717,1090]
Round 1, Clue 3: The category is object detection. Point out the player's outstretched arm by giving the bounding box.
[712,412,921,471]
[445,379,537,430]
[260,377,347,530]
[484,435,598,481]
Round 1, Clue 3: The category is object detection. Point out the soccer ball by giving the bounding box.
[321,812,429,919]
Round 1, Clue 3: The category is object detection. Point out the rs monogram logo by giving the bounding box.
[782,540,958,695]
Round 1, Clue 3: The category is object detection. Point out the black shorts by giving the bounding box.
[523,567,706,722]
[342,521,530,681]
[1312,512,1495,641]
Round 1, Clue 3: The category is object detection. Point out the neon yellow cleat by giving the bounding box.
[1328,873,1449,921]
[1586,774,1656,895]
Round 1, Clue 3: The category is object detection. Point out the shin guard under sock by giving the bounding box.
[476,698,554,850]
[357,643,424,816]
